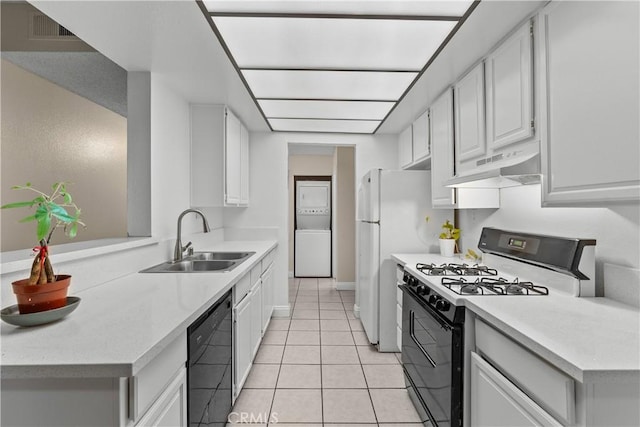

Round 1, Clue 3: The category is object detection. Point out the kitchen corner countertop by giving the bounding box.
[392,253,640,383]
[1,240,277,380]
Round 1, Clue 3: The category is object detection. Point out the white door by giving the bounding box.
[454,61,486,164]
[470,352,562,427]
[297,181,330,209]
[398,126,413,168]
[233,294,251,396]
[225,108,242,205]
[357,221,379,345]
[412,110,430,162]
[250,279,262,358]
[295,230,331,277]
[430,89,457,209]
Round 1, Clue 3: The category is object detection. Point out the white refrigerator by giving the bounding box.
[357,169,452,351]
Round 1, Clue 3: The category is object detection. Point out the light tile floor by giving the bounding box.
[228,278,423,426]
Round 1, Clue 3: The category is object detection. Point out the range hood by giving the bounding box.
[445,151,541,189]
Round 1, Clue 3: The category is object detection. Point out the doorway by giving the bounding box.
[287,144,356,288]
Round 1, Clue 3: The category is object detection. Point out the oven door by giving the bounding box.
[401,286,462,427]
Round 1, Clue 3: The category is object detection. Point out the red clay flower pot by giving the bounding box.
[11,275,71,314]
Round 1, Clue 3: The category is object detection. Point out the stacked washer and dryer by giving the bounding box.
[294,180,331,277]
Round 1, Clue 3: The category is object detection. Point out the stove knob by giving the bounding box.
[416,285,430,296]
[403,272,410,283]
[408,276,418,287]
[428,294,439,305]
[435,299,451,312]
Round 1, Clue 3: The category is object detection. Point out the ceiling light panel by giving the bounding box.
[259,100,395,120]
[212,16,457,70]
[243,69,417,100]
[269,118,380,134]
[204,1,474,17]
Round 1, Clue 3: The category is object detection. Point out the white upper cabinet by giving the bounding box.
[412,110,430,162]
[398,125,413,169]
[486,21,534,150]
[539,1,640,206]
[190,105,250,208]
[454,62,486,164]
[430,89,457,208]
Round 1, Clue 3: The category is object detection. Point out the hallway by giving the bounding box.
[228,277,422,426]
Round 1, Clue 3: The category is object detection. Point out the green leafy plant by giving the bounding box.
[439,219,460,240]
[1,182,84,285]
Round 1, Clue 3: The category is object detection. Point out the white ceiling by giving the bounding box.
[28,0,545,135]
[203,1,475,133]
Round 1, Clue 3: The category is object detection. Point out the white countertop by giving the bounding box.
[392,253,640,383]
[1,240,276,379]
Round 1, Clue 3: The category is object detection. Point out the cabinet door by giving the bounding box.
[454,62,486,162]
[398,126,413,168]
[190,105,224,208]
[539,1,640,205]
[430,89,457,208]
[225,108,242,205]
[486,21,534,150]
[239,124,249,205]
[233,294,252,394]
[412,110,430,162]
[261,264,274,333]
[250,280,263,358]
[470,352,562,427]
[135,368,187,427]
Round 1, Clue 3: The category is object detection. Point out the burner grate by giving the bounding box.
[441,276,548,296]
[416,263,498,276]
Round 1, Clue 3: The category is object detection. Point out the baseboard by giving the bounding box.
[272,305,291,318]
[336,281,355,291]
[353,304,360,319]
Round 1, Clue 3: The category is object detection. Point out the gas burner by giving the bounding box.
[460,283,480,294]
[416,263,498,276]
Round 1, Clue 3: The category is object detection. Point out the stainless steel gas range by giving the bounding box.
[398,227,596,427]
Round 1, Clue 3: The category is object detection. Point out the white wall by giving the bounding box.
[149,74,223,239]
[224,132,399,313]
[458,184,640,295]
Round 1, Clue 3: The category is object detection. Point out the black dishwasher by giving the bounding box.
[187,290,232,427]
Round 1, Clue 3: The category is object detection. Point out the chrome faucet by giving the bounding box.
[174,209,211,262]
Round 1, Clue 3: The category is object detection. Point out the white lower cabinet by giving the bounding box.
[135,367,187,427]
[0,333,188,427]
[470,352,561,427]
[233,292,252,395]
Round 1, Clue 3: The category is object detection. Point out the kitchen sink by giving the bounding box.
[139,251,255,273]
[188,251,254,261]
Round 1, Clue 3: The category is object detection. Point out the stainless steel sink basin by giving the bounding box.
[166,260,236,272]
[140,251,255,273]
[188,251,254,261]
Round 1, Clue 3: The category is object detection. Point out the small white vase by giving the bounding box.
[439,239,456,257]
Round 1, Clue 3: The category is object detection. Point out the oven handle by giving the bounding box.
[409,310,437,368]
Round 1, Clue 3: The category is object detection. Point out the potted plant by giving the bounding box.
[439,220,460,257]
[1,182,84,314]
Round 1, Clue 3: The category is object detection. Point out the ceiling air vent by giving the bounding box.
[29,12,78,39]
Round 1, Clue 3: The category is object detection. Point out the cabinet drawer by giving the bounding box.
[396,303,402,328]
[131,332,187,422]
[233,273,251,304]
[396,287,403,305]
[396,266,404,281]
[475,320,575,424]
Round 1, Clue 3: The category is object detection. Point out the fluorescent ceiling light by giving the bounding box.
[212,16,457,70]
[259,99,395,120]
[243,69,417,100]
[269,118,380,133]
[204,1,474,17]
